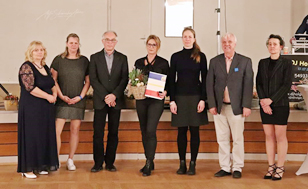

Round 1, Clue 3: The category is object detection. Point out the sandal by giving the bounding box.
[264,164,276,179]
[272,166,285,181]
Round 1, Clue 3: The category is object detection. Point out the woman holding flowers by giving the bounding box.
[134,35,169,176]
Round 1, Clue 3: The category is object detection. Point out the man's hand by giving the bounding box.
[209,107,217,115]
[105,94,116,105]
[243,107,251,117]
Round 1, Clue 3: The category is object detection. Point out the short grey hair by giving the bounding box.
[102,30,118,39]
[221,32,237,44]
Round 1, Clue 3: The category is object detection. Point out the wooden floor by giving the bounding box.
[1,160,308,189]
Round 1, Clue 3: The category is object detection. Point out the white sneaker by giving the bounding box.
[66,158,76,171]
[39,171,48,175]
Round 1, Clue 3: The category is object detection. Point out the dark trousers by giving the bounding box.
[93,106,121,167]
[177,126,200,162]
[136,98,164,160]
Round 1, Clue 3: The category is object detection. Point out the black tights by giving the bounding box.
[177,126,200,162]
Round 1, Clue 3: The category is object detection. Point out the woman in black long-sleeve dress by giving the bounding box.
[169,28,208,175]
[135,35,169,176]
[18,41,59,179]
[256,34,292,181]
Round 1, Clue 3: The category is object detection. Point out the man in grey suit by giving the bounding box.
[206,33,253,179]
[89,31,128,172]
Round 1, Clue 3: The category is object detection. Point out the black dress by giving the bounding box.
[17,62,59,173]
[257,58,291,125]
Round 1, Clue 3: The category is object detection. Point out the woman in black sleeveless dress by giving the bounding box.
[18,41,59,179]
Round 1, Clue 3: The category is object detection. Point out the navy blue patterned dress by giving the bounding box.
[17,61,59,173]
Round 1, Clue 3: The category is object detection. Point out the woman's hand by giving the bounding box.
[260,98,273,107]
[60,95,71,104]
[170,101,177,114]
[159,91,167,99]
[197,100,205,113]
[262,105,272,115]
[69,96,82,105]
[46,94,56,103]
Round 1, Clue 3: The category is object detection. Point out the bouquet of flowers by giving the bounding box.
[127,68,148,100]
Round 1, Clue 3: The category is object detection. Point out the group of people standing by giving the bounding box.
[17,28,292,181]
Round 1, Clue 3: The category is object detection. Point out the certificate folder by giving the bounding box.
[145,72,167,100]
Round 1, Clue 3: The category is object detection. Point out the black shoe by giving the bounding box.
[142,160,152,176]
[140,161,155,173]
[233,171,242,178]
[91,166,103,172]
[187,161,196,175]
[264,164,276,179]
[105,165,117,172]
[272,166,285,181]
[176,160,187,175]
[214,170,232,177]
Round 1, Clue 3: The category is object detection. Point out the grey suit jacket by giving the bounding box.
[206,53,253,115]
[89,49,129,110]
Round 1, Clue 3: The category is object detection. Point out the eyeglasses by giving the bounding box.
[103,38,117,43]
[147,43,157,47]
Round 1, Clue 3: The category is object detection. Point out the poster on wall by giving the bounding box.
[282,55,308,102]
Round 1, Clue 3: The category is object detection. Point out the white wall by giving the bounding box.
[0,0,306,83]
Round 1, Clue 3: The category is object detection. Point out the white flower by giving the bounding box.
[140,82,144,86]
[137,83,141,87]
[135,78,139,81]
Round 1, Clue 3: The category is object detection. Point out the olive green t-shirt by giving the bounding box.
[51,55,89,109]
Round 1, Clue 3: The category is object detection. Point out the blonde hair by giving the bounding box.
[25,41,47,66]
[61,33,81,58]
[146,35,161,50]
[182,27,201,63]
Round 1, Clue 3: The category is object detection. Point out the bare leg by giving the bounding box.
[56,118,66,156]
[68,119,81,159]
[263,124,276,176]
[274,125,288,178]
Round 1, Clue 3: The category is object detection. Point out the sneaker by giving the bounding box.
[39,171,49,175]
[66,158,76,171]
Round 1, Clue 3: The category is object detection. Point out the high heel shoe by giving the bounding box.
[264,164,276,179]
[187,161,196,175]
[140,160,154,173]
[142,160,152,176]
[176,160,187,174]
[21,172,37,179]
[272,166,285,181]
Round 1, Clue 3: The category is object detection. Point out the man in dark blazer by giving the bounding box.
[206,33,253,179]
[89,31,128,172]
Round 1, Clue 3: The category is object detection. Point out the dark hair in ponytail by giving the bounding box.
[182,27,201,63]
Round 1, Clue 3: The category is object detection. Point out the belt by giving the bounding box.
[223,102,231,105]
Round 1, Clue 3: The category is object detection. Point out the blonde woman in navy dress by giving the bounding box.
[18,41,59,179]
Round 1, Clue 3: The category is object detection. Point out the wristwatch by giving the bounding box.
[169,101,175,105]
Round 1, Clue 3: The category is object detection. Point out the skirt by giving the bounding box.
[260,106,289,125]
[171,95,208,127]
[55,106,85,120]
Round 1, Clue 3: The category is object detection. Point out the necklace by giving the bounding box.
[33,62,43,69]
